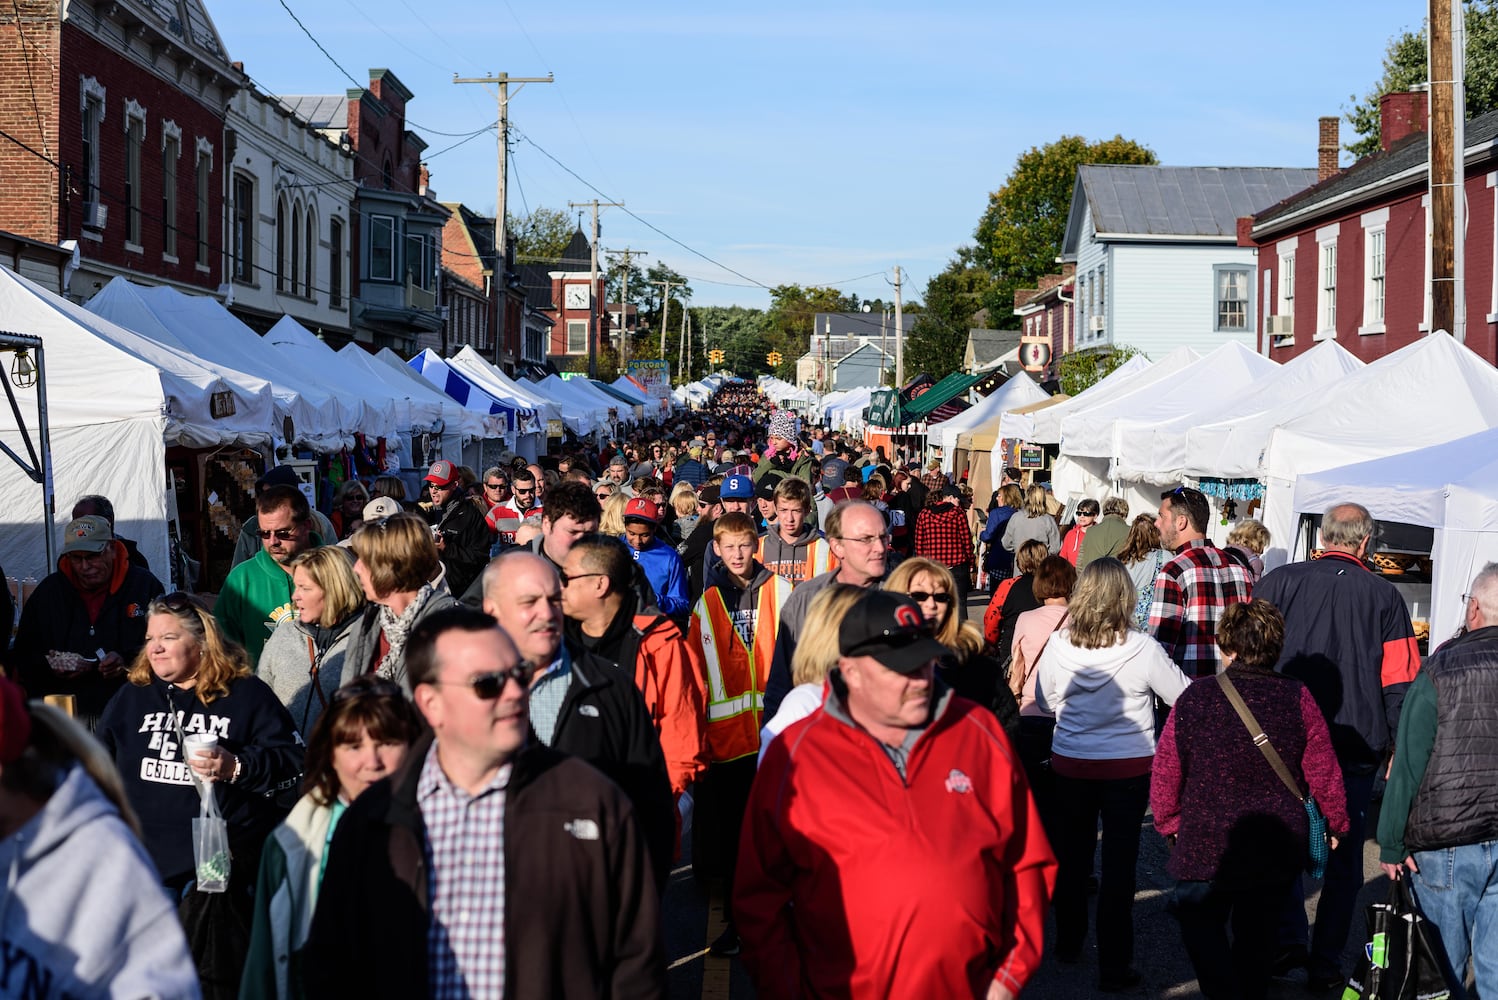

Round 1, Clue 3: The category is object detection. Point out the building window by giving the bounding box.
[1366,228,1386,325]
[304,212,315,298]
[81,94,104,225]
[1214,266,1252,332]
[329,218,343,305]
[1277,253,1295,316]
[1318,240,1337,335]
[290,205,301,295]
[124,109,145,247]
[369,214,396,281]
[276,201,287,292]
[405,231,435,290]
[567,319,588,354]
[232,175,253,282]
[196,150,211,267]
[161,130,179,258]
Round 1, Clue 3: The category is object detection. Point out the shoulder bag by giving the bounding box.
[1216,672,1330,879]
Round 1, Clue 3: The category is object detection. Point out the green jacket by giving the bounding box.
[1078,513,1130,569]
[1377,671,1437,863]
[754,450,818,488]
[215,544,318,664]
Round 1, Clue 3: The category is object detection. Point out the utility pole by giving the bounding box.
[1428,0,1464,340]
[570,200,622,377]
[893,265,905,388]
[453,72,553,367]
[606,247,647,373]
[651,277,683,359]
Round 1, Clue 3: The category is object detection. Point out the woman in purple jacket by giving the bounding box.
[1151,600,1349,1000]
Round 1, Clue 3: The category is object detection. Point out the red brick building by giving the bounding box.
[1243,96,1498,367]
[0,0,236,299]
[1012,264,1075,383]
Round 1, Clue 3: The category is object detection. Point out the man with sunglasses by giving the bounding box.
[482,467,525,552]
[228,465,337,571]
[422,460,491,599]
[481,551,675,891]
[305,606,666,998]
[215,484,321,664]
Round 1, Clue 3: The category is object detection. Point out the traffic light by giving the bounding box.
[766,351,783,367]
[708,349,725,365]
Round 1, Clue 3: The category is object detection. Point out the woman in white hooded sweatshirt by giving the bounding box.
[1034,557,1191,993]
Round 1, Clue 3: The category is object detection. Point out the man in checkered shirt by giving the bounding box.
[1147,486,1253,678]
[304,606,666,998]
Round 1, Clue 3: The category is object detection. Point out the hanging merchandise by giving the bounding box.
[1198,477,1265,502]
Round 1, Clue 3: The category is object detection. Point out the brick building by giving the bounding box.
[0,0,236,300]
[517,228,608,369]
[1013,265,1075,382]
[1243,97,1498,368]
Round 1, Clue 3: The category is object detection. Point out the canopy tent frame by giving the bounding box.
[0,332,54,568]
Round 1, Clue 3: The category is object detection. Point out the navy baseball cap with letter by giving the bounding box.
[838,591,947,674]
[721,474,755,500]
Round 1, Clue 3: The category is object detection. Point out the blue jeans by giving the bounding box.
[1410,840,1498,997]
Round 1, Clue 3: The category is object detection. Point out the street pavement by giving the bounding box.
[663,587,1396,999]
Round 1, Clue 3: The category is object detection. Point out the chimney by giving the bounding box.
[1318,116,1340,182]
[418,163,431,196]
[1379,89,1429,152]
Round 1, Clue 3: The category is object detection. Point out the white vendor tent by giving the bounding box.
[936,374,1050,474]
[1011,353,1164,445]
[1131,340,1365,484]
[0,266,273,580]
[1260,332,1498,569]
[407,350,517,442]
[609,376,655,408]
[265,317,402,452]
[1291,428,1498,644]
[86,278,352,451]
[446,347,558,431]
[337,345,470,441]
[533,374,609,435]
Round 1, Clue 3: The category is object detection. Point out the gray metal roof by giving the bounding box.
[1074,165,1319,240]
[279,95,349,131]
[966,328,1020,366]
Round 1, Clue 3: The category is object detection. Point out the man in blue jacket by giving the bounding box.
[623,498,689,618]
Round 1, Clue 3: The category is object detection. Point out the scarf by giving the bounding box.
[376,583,435,680]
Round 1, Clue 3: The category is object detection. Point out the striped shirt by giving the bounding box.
[420,746,512,1000]
[528,652,572,745]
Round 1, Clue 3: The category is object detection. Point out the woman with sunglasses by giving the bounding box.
[240,676,423,999]
[886,558,1020,739]
[328,480,370,541]
[344,513,459,692]
[258,547,369,735]
[97,593,304,992]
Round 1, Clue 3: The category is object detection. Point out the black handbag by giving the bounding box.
[1341,878,1459,1000]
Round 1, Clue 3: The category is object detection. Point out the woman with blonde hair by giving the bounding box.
[599,490,631,537]
[1225,519,1270,583]
[258,546,369,734]
[343,512,458,689]
[758,583,865,760]
[887,557,1020,737]
[1033,558,1191,990]
[668,481,700,546]
[0,678,199,995]
[1000,483,1060,572]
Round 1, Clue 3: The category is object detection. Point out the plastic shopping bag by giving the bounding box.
[192,787,231,894]
[1340,879,1457,1000]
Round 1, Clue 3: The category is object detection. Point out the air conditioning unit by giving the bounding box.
[1087,315,1107,332]
[82,202,107,229]
[1267,315,1294,336]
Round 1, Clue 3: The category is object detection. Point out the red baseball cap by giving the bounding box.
[424,460,459,486]
[623,498,660,524]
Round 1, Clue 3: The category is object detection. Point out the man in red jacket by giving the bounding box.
[736,590,1056,1000]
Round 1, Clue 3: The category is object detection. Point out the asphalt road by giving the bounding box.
[663,588,1398,999]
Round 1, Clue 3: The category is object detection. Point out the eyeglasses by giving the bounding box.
[907,591,953,605]
[151,592,204,616]
[485,481,507,490]
[258,527,305,541]
[559,570,605,587]
[428,482,456,492]
[838,533,891,546]
[513,485,536,494]
[429,662,538,699]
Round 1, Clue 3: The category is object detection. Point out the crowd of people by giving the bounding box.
[1,377,1493,1000]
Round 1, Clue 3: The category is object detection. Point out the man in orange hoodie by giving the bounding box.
[560,533,706,800]
[13,515,164,728]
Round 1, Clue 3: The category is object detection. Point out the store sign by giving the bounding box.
[1018,444,1045,470]
[546,419,564,438]
[868,388,902,428]
[210,391,236,418]
[1019,336,1052,372]
[627,360,672,399]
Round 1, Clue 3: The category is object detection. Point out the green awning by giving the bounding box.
[902,372,979,421]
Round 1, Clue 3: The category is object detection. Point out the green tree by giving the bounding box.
[1345,2,1498,159]
[1056,344,1147,396]
[507,206,577,262]
[904,260,991,379]
[697,304,769,378]
[972,135,1157,321]
[603,258,647,313]
[762,284,857,379]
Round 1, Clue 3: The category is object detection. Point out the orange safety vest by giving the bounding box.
[755,534,839,587]
[688,574,794,763]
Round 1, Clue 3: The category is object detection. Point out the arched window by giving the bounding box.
[304,208,316,298]
[291,204,302,296]
[275,201,286,292]
[382,157,393,190]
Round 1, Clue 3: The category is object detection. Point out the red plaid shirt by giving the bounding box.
[1148,539,1253,678]
[913,503,975,569]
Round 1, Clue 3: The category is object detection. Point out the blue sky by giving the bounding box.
[214,1,1428,307]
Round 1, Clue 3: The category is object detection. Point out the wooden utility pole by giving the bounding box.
[453,72,553,366]
[1429,0,1463,339]
[893,265,905,388]
[651,277,683,359]
[606,248,647,373]
[569,200,622,377]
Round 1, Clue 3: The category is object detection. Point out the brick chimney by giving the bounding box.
[1379,89,1429,152]
[418,163,431,196]
[1318,117,1340,182]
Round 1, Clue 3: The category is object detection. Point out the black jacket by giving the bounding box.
[303,735,666,999]
[13,550,164,727]
[552,648,676,892]
[681,514,717,603]
[425,496,491,597]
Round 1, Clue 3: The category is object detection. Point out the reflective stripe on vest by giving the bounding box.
[695,577,791,739]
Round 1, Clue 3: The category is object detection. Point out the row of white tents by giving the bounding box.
[0,267,670,583]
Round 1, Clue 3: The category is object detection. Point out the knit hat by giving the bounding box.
[768,410,797,442]
[0,676,30,765]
